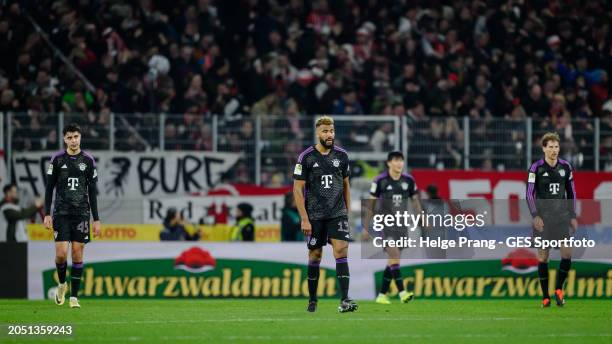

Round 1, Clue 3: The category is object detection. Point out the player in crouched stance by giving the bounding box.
[293,116,357,313]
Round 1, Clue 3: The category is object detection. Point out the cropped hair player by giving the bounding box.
[293,116,357,313]
[44,123,101,309]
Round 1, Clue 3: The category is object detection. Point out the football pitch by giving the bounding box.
[1,299,610,344]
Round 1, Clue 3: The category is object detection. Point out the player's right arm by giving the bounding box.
[44,157,59,229]
[526,163,543,232]
[293,155,311,236]
[293,179,311,236]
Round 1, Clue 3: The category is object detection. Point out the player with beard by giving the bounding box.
[293,116,357,313]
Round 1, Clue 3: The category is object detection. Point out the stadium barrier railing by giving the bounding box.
[0,112,607,186]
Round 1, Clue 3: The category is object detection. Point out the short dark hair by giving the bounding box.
[63,123,81,136]
[3,183,16,194]
[387,151,404,162]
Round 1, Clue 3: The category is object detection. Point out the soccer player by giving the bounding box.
[526,132,577,308]
[44,123,101,308]
[293,116,357,313]
[363,151,421,304]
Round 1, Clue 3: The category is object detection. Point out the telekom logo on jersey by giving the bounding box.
[549,183,560,195]
[321,175,333,189]
[67,177,79,190]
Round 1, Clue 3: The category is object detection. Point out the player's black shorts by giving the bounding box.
[53,215,91,243]
[532,216,571,243]
[307,216,351,249]
[381,227,409,241]
[380,227,410,251]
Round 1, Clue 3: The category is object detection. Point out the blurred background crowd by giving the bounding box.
[1,0,611,184]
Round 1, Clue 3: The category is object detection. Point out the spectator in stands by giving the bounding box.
[163,122,181,150]
[183,74,207,108]
[370,123,394,152]
[332,85,363,115]
[0,184,43,242]
[522,84,549,118]
[160,207,200,241]
[0,0,610,175]
[193,123,213,151]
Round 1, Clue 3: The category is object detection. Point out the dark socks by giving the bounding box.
[538,262,549,299]
[56,262,67,284]
[390,264,404,292]
[307,260,320,302]
[380,266,392,294]
[336,257,350,301]
[71,262,83,298]
[556,258,571,290]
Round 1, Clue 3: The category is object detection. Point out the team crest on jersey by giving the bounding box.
[309,237,317,246]
[79,163,87,171]
[401,182,408,190]
[559,169,565,177]
[332,159,340,167]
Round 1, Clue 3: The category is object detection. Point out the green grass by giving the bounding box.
[1,299,611,344]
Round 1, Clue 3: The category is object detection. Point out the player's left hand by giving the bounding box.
[570,218,578,235]
[44,215,53,229]
[92,220,101,237]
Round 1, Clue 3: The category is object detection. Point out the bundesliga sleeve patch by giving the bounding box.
[294,164,302,176]
[370,182,377,194]
[93,169,98,179]
[569,171,573,180]
[47,164,53,175]
[528,172,536,183]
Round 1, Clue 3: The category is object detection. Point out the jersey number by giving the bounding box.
[76,221,89,234]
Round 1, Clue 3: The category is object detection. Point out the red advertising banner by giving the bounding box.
[411,169,612,200]
[410,169,612,225]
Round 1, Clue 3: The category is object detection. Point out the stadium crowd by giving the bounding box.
[1,0,611,183]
